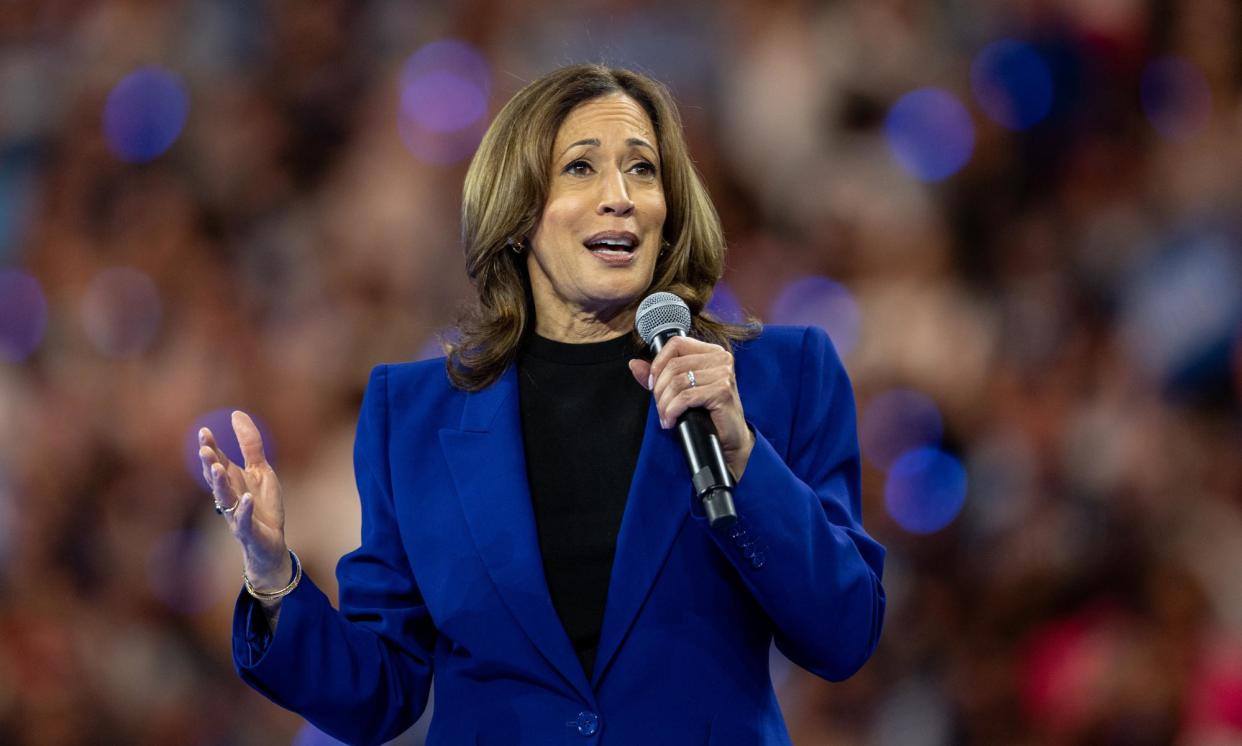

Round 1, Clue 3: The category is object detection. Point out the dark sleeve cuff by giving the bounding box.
[231,570,325,675]
[234,586,275,668]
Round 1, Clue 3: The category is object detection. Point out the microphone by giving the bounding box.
[635,292,737,530]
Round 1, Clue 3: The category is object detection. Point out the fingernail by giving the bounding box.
[647,374,653,390]
[198,429,206,443]
[660,418,668,429]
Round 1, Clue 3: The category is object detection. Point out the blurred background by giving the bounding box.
[2,0,1242,743]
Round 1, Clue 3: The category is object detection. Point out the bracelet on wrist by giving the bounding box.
[244,550,302,601]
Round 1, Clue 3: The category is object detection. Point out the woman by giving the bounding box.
[200,64,885,745]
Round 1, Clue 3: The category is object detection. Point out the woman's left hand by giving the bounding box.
[629,336,755,481]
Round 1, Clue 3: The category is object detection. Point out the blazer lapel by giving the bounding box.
[438,366,595,704]
[591,399,689,687]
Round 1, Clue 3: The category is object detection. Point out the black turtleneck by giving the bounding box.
[517,332,650,680]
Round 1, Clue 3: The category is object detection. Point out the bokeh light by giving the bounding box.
[1141,56,1212,142]
[402,71,487,133]
[860,389,944,470]
[885,88,975,182]
[145,529,232,615]
[971,39,1054,130]
[768,275,860,357]
[80,267,162,357]
[884,446,968,535]
[1120,231,1242,385]
[397,40,491,165]
[102,67,190,163]
[0,270,48,362]
[183,408,277,491]
[706,280,747,324]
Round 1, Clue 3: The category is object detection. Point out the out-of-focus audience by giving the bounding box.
[2,1,1241,743]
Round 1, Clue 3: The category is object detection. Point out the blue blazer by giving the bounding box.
[232,325,886,745]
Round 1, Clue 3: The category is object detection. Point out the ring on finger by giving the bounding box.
[222,499,240,515]
[687,370,697,388]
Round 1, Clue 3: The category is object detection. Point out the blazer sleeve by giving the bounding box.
[698,326,886,681]
[232,364,437,746]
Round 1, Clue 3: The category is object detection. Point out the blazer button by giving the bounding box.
[750,552,766,569]
[575,710,600,737]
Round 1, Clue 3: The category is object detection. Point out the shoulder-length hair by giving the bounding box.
[446,63,757,391]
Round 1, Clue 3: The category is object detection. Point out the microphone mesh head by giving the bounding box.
[635,292,691,345]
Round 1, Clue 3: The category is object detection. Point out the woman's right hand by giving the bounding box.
[199,411,291,595]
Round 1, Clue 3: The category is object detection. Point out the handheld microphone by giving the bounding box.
[635,292,737,530]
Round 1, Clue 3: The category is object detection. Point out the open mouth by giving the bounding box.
[583,231,639,260]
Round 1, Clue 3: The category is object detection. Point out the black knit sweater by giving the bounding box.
[516,332,650,679]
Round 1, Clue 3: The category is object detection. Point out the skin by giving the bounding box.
[203,93,754,622]
[200,412,289,607]
[526,92,667,342]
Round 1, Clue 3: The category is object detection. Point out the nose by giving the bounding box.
[597,169,635,217]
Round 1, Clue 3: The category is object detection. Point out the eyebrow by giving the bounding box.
[559,137,659,160]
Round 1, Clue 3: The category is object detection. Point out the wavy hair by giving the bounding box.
[446,64,757,390]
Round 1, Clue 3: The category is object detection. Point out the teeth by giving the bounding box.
[587,237,635,248]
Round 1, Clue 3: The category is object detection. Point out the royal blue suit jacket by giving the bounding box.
[232,325,886,745]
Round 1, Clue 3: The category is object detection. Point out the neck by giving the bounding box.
[533,305,635,343]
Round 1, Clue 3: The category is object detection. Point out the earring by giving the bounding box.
[659,239,671,257]
[508,237,526,255]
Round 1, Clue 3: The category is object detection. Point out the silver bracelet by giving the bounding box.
[244,550,302,601]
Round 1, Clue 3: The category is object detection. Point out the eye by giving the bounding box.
[563,159,593,176]
[630,161,657,177]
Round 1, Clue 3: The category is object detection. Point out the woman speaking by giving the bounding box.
[199,64,885,745]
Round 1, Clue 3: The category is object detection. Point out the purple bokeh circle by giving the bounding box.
[80,267,163,357]
[768,276,859,357]
[397,40,491,165]
[884,446,968,535]
[102,66,190,163]
[885,88,975,182]
[0,270,48,362]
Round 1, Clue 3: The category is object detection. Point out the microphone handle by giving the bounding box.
[652,330,738,530]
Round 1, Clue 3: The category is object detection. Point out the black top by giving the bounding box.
[517,332,650,679]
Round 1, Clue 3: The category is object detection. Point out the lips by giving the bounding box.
[583,231,639,252]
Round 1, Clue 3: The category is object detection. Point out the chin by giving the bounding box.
[582,281,648,314]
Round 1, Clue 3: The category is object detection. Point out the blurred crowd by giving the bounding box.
[2,0,1241,743]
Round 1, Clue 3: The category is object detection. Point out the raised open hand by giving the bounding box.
[199,410,291,592]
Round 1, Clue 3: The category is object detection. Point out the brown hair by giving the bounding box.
[447,63,757,390]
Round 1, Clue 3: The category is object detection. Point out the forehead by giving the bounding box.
[554,93,657,148]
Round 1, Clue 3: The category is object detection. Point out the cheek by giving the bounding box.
[643,192,667,229]
[533,200,584,250]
